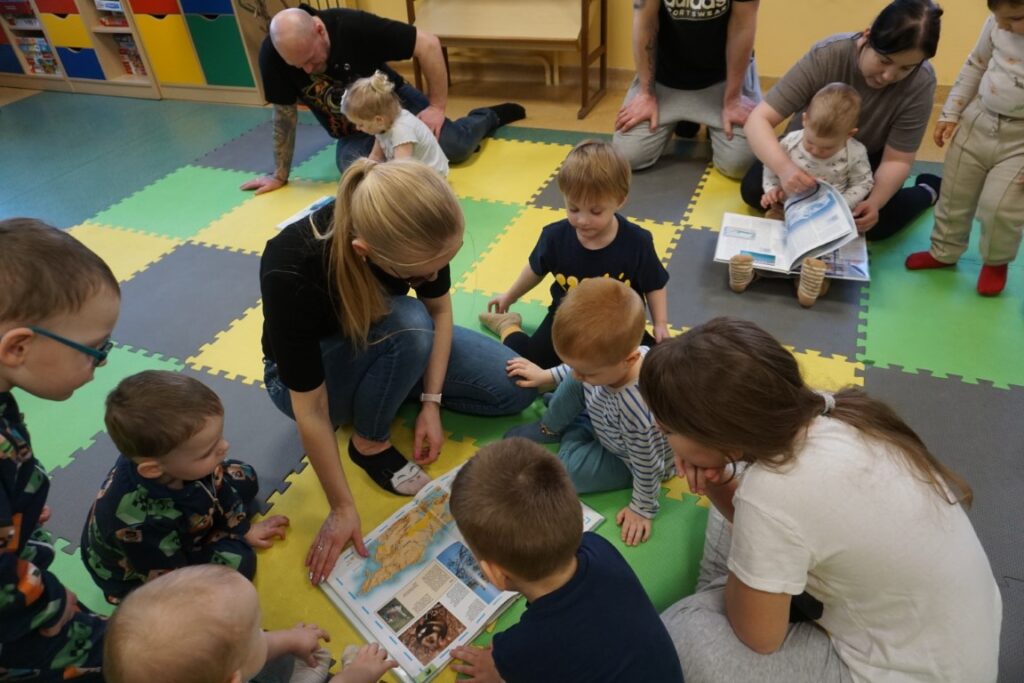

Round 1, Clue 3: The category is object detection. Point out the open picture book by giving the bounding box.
[714,181,870,282]
[320,466,605,682]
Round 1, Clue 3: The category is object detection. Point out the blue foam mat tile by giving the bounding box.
[113,242,262,362]
[194,121,334,175]
[664,228,866,357]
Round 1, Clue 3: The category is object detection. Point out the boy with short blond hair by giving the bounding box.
[479,140,670,369]
[104,564,394,683]
[506,278,675,547]
[0,217,120,681]
[81,371,289,604]
[448,439,682,683]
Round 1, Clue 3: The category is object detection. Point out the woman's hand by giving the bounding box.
[779,165,817,197]
[933,121,957,148]
[852,197,881,232]
[307,506,366,585]
[413,402,445,465]
[506,358,552,389]
[487,293,515,314]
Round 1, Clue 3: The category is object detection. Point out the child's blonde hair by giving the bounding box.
[104,565,261,683]
[319,158,464,346]
[805,82,861,138]
[552,278,646,366]
[450,438,582,582]
[556,140,631,206]
[341,70,402,124]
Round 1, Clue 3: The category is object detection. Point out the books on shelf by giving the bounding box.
[321,465,604,682]
[94,0,123,11]
[714,181,870,282]
[15,35,58,75]
[112,34,145,76]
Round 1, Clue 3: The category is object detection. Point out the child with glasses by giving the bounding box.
[80,371,292,607]
[0,217,120,681]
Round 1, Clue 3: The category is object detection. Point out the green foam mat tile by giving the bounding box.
[494,126,610,146]
[91,165,253,241]
[453,198,525,283]
[292,145,341,183]
[858,211,1024,388]
[449,289,549,337]
[13,345,184,472]
[52,539,114,617]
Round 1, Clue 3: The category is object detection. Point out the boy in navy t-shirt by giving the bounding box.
[479,140,670,369]
[448,438,684,683]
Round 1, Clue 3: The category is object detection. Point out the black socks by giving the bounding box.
[915,173,942,205]
[347,440,429,496]
[489,103,526,128]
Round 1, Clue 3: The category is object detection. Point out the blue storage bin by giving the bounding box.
[181,0,233,15]
[0,44,22,74]
[57,47,104,79]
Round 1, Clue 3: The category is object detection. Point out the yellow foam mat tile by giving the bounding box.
[631,218,685,264]
[255,422,480,683]
[456,206,562,303]
[192,181,338,254]
[662,475,711,508]
[187,303,266,385]
[683,168,760,231]
[449,138,570,205]
[791,348,864,391]
[68,222,182,282]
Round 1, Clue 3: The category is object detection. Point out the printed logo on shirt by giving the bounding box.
[662,0,729,21]
[301,74,353,137]
[554,272,632,292]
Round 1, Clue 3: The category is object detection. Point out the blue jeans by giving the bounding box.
[543,374,632,493]
[264,296,535,442]
[335,83,499,172]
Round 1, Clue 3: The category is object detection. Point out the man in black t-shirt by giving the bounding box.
[241,6,525,195]
[612,0,761,178]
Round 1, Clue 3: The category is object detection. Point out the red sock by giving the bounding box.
[977,264,1008,296]
[905,251,955,270]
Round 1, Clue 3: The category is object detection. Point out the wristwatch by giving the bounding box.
[420,392,443,404]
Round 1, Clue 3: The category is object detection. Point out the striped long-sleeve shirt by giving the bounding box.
[549,350,674,518]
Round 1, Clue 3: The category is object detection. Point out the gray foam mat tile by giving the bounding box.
[664,228,865,357]
[113,243,261,362]
[862,366,1024,681]
[530,140,710,225]
[181,367,305,506]
[194,121,334,175]
[46,431,118,552]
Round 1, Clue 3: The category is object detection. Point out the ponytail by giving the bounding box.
[341,69,402,123]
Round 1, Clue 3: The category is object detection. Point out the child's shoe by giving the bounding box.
[764,203,785,221]
[728,254,756,293]
[905,251,955,270]
[287,647,332,683]
[478,311,522,339]
[504,421,561,444]
[977,264,1008,296]
[797,258,828,308]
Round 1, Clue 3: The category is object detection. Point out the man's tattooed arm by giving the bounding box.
[273,104,298,182]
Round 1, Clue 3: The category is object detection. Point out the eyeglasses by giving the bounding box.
[29,326,113,367]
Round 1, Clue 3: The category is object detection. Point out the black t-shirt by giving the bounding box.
[655,0,754,91]
[260,201,451,392]
[528,215,669,312]
[259,6,416,138]
[492,533,684,683]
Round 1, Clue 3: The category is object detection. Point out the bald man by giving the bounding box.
[241,5,525,194]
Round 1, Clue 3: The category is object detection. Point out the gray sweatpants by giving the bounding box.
[612,59,761,177]
[661,507,853,683]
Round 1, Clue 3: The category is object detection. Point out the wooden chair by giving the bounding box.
[404,0,607,119]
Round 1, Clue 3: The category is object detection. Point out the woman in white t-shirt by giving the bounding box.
[342,70,449,177]
[639,317,1001,683]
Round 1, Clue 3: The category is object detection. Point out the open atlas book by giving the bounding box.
[714,181,870,281]
[320,465,604,682]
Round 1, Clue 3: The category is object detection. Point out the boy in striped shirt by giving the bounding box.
[506,278,675,546]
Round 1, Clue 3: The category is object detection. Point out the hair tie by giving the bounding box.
[818,391,835,416]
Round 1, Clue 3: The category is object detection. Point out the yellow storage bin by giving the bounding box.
[134,14,204,85]
[40,13,91,49]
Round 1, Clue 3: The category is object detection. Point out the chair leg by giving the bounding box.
[442,45,451,88]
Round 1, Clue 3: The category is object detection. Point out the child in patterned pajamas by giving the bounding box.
[905,1,1024,296]
[80,371,290,605]
[505,278,675,547]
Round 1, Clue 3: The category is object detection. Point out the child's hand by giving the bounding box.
[332,643,396,683]
[653,323,671,344]
[245,515,290,548]
[933,121,957,148]
[284,622,330,666]
[506,358,551,389]
[39,505,51,524]
[451,644,503,682]
[615,507,652,546]
[487,293,515,314]
[760,188,785,208]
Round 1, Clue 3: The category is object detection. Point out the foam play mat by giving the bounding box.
[2,92,1020,681]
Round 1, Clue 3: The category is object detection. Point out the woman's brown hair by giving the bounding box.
[639,317,972,506]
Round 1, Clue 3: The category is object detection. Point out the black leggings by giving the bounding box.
[504,309,657,368]
[739,152,936,242]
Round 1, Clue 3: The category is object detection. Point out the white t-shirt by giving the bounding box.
[377,109,449,176]
[729,417,1001,682]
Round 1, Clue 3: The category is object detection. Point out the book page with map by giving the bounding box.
[321,466,604,682]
